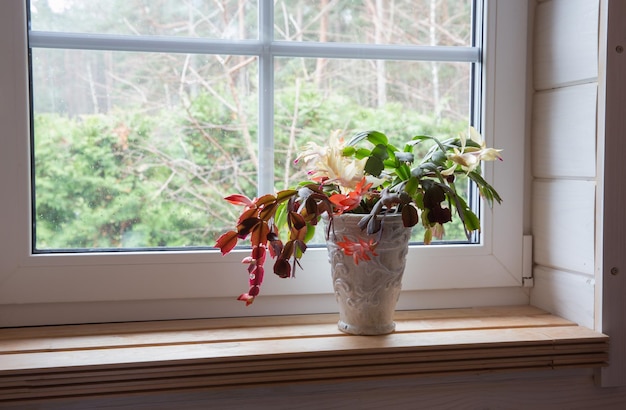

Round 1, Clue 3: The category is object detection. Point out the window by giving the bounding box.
[0,0,527,326]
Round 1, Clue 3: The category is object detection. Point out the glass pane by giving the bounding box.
[274,0,472,46]
[274,57,472,243]
[31,48,258,250]
[30,0,257,40]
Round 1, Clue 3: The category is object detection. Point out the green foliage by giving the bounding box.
[34,85,473,249]
[34,109,210,248]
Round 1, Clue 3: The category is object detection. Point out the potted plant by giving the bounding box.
[216,127,502,334]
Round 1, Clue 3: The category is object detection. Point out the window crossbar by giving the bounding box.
[28,31,480,63]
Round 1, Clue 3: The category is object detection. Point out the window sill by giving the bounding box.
[0,305,608,404]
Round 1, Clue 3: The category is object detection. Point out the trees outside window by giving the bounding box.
[30,0,476,250]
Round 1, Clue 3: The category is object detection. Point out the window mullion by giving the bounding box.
[257,2,274,195]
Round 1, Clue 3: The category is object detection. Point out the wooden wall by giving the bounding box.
[529,0,599,330]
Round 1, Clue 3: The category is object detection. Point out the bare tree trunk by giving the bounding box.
[86,63,100,114]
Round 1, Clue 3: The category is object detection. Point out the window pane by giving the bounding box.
[32,48,258,250]
[274,57,472,243]
[30,0,257,40]
[274,0,472,46]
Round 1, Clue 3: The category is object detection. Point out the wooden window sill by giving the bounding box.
[0,305,608,404]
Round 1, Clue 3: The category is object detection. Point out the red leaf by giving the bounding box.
[280,240,295,260]
[236,219,258,239]
[237,207,259,225]
[276,189,298,202]
[288,211,306,230]
[259,202,278,221]
[274,258,292,278]
[249,265,264,286]
[215,231,238,255]
[237,293,255,306]
[251,221,270,247]
[251,245,266,263]
[402,204,419,227]
[268,234,283,259]
[255,194,276,207]
[225,194,253,206]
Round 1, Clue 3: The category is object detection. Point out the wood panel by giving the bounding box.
[534,0,599,90]
[4,370,626,410]
[530,266,595,328]
[532,83,597,178]
[532,180,596,274]
[0,306,607,405]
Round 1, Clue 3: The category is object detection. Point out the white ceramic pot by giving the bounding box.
[325,213,412,335]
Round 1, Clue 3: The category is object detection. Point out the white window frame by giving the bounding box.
[0,0,527,326]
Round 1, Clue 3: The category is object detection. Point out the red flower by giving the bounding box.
[336,236,378,264]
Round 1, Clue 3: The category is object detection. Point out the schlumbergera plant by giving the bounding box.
[215,128,502,305]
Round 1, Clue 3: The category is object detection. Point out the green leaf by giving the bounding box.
[395,151,414,163]
[414,191,424,209]
[463,208,481,232]
[354,148,371,159]
[347,131,369,146]
[423,228,433,245]
[275,202,288,230]
[365,130,388,146]
[370,143,389,160]
[408,135,432,144]
[411,134,447,154]
[411,167,425,179]
[430,150,447,166]
[303,223,316,243]
[364,156,385,177]
[405,176,419,196]
[395,163,412,181]
[342,146,356,156]
[467,172,503,205]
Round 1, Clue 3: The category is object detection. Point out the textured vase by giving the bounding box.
[325,213,412,335]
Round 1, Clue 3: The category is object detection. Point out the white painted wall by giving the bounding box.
[530,0,599,330]
[530,0,626,389]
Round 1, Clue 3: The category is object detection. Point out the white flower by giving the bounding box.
[295,130,367,190]
[444,127,502,174]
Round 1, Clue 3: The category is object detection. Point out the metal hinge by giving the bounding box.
[522,235,534,287]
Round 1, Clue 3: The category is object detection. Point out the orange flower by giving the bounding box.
[329,177,373,213]
[336,236,378,264]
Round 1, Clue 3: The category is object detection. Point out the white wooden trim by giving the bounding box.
[532,84,597,179]
[599,0,626,388]
[533,0,600,90]
[532,180,596,275]
[530,266,595,329]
